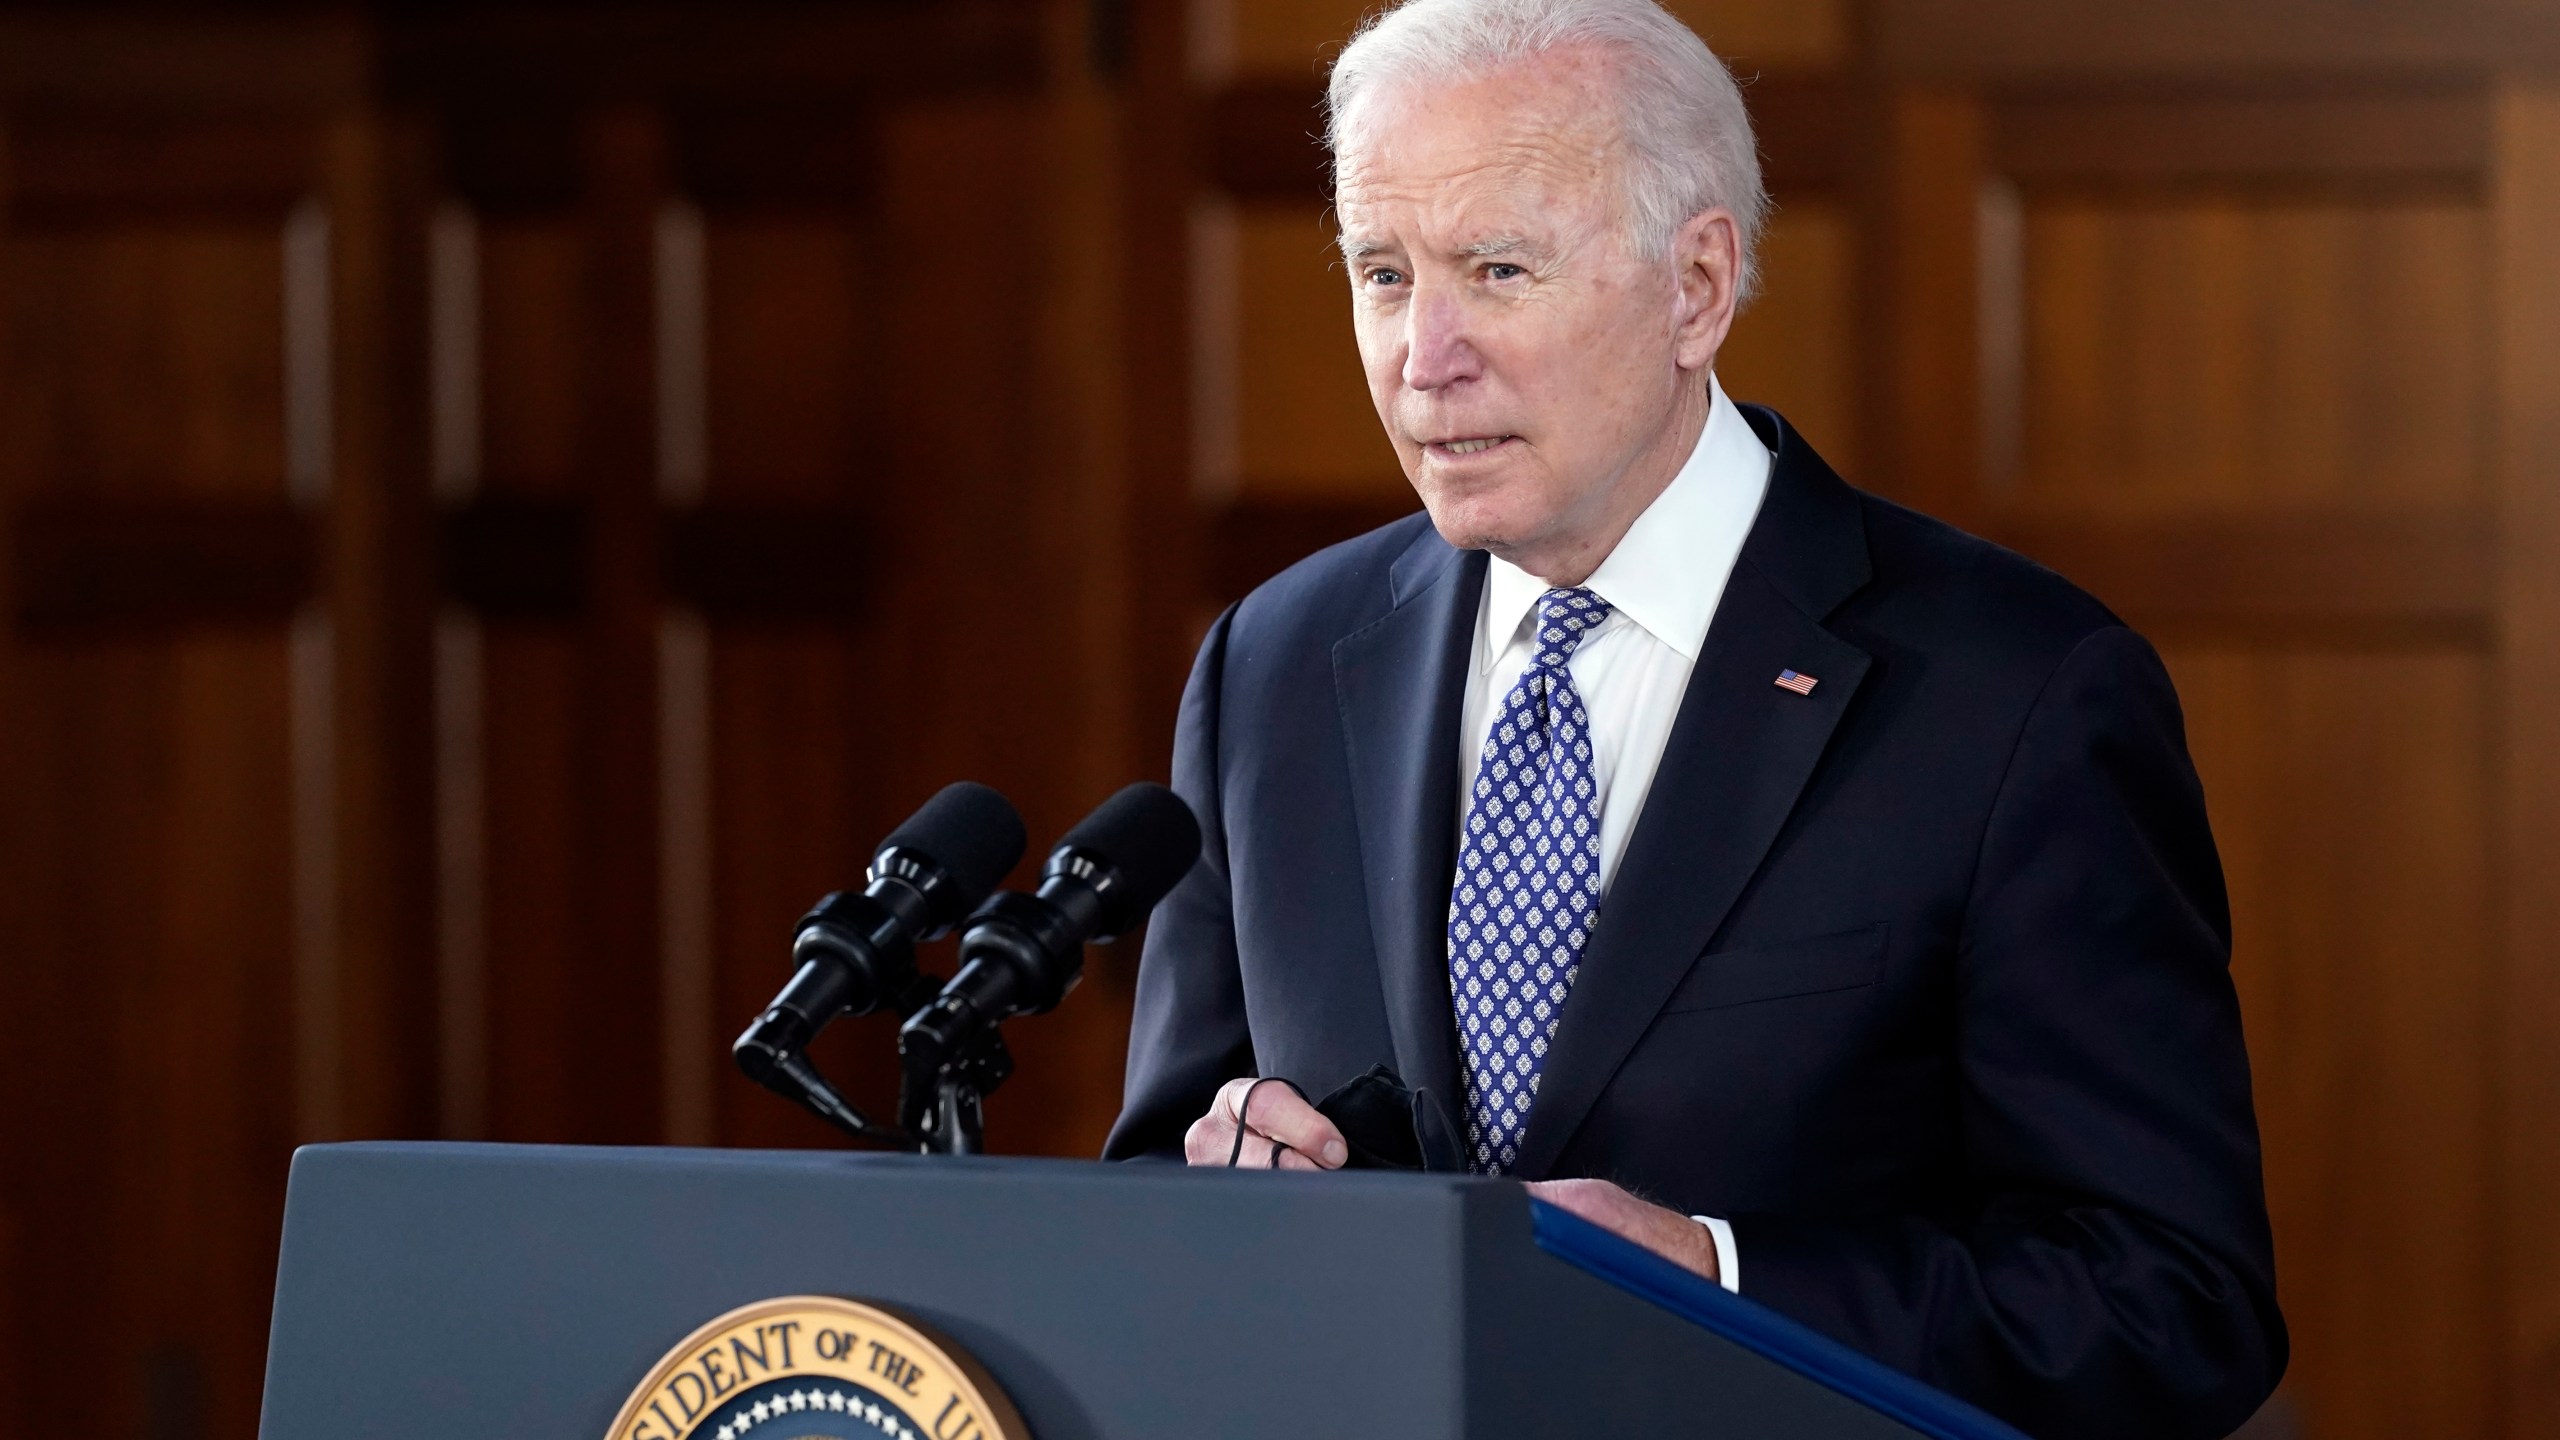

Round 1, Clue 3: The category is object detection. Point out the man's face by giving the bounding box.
[1333,49,1732,579]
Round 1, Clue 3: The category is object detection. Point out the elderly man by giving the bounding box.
[1103,0,2285,1434]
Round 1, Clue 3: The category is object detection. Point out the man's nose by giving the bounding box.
[1400,285,1480,392]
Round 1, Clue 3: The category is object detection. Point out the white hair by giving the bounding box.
[1326,0,1768,299]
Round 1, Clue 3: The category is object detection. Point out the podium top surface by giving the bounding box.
[260,1142,2027,1440]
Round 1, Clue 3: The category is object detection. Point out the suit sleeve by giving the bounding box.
[1729,626,2288,1440]
[1101,604,1256,1161]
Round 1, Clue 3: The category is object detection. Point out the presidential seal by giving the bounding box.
[608,1295,1030,1440]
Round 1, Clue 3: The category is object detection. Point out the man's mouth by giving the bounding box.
[1425,435,1518,457]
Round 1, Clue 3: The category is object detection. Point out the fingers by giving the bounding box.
[1230,1078,1350,1168]
[1265,1138,1331,1170]
[1180,1077,1351,1169]
[1183,1110,1226,1165]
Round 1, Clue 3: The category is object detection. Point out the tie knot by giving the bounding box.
[1532,588,1612,669]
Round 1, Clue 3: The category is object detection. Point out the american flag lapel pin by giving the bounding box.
[1774,668,1819,696]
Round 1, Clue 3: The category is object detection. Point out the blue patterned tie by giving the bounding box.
[1448,587,1612,1174]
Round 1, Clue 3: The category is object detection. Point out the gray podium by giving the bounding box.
[257,1142,2025,1440]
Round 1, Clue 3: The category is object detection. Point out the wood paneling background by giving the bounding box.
[0,4,1137,1434]
[0,2,2552,1438]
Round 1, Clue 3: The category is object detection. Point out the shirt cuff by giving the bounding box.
[1691,1215,1741,1293]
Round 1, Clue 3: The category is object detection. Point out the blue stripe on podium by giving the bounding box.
[1529,1200,2033,1440]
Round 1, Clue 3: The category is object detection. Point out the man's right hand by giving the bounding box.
[1182,1077,1350,1170]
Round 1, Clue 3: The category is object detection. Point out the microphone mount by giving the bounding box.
[897,785,1201,1154]
[896,879,1097,1153]
[731,783,1027,1147]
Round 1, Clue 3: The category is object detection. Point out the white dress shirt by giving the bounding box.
[1455,375,1771,1292]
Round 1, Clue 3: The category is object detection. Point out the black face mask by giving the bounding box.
[1228,1065,1466,1172]
[1316,1064,1467,1172]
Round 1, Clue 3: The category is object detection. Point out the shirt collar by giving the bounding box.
[1479,376,1773,671]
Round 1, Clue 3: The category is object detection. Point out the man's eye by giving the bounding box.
[1365,267,1406,287]
[1485,263,1524,280]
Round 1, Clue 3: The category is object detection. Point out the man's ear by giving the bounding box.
[1671,208,1741,372]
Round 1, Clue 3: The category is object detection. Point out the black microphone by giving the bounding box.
[898,783,1201,1113]
[734,782,1026,1097]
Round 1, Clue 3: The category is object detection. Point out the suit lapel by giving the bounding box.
[1333,534,1484,1117]
[1514,410,1875,1179]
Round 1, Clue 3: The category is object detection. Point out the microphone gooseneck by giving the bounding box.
[733,782,1026,1137]
[898,783,1202,1146]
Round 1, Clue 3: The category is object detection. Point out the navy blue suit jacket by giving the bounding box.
[1105,408,2285,1439]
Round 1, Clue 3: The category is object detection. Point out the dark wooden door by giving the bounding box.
[0,5,1143,1432]
[0,100,379,1440]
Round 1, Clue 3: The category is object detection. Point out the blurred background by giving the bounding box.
[0,0,2554,1437]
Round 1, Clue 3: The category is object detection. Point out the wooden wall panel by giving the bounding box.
[696,217,892,1146]
[0,218,301,1437]
[1207,0,1848,77]
[871,97,1130,1156]
[469,208,664,1144]
[429,70,1128,1163]
[871,100,1059,803]
[469,211,593,1146]
[1878,0,2560,78]
[3,641,302,1440]
[2490,84,2560,1440]
[113,638,300,1440]
[1991,87,2490,192]
[661,96,1136,1157]
[1721,200,1859,475]
[314,111,444,1152]
[475,625,613,1140]
[707,628,890,1146]
[2016,197,2487,511]
[1662,0,1850,66]
[1213,0,1360,79]
[1225,204,1394,498]
[1,229,288,497]
[701,222,876,489]
[557,85,663,1146]
[475,219,588,493]
[0,3,1105,1430]
[2169,644,2500,1440]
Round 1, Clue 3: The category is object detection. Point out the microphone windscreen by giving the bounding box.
[882,782,1027,910]
[1056,782,1203,913]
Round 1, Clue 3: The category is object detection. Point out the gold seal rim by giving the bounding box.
[603,1293,1031,1440]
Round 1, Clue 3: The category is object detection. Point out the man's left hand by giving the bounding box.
[1525,1178,1720,1284]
